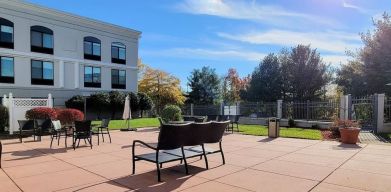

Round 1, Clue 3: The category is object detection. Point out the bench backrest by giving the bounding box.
[188,122,212,146]
[205,121,230,143]
[34,119,52,131]
[74,120,92,133]
[18,120,35,131]
[158,123,191,150]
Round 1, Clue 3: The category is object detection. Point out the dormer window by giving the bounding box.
[0,18,14,49]
[84,36,101,61]
[111,42,126,64]
[31,26,54,54]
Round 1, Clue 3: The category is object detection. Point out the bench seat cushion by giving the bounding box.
[187,146,219,154]
[135,152,182,163]
[164,148,203,158]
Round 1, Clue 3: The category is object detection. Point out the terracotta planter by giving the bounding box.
[339,127,360,144]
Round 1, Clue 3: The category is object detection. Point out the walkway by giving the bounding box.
[1,129,391,192]
[359,131,389,144]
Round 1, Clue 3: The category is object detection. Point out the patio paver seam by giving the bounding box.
[1,168,24,192]
[308,144,369,192]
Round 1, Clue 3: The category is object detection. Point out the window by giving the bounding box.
[111,42,126,64]
[0,56,14,83]
[84,66,101,87]
[31,26,54,54]
[0,18,14,49]
[111,69,126,89]
[84,36,101,61]
[31,60,54,85]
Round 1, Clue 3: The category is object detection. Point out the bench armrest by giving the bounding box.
[133,140,157,151]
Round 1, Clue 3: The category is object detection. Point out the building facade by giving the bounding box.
[0,0,141,106]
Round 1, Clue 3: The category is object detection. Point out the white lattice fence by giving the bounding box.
[2,93,53,134]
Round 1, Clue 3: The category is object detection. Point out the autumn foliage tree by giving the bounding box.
[138,62,185,114]
[222,68,250,103]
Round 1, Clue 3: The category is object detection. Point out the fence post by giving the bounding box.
[375,94,385,133]
[306,100,310,120]
[236,101,240,115]
[8,93,14,135]
[277,100,283,118]
[47,93,53,107]
[220,103,224,115]
[340,96,346,120]
[190,103,194,116]
[347,94,352,120]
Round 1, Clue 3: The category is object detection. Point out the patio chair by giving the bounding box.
[18,120,36,143]
[228,115,240,133]
[50,120,69,148]
[132,123,192,182]
[187,121,229,165]
[73,120,93,150]
[95,119,111,145]
[34,119,52,141]
[0,141,2,168]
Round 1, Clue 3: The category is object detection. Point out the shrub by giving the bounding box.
[25,107,57,120]
[0,105,8,132]
[329,119,360,138]
[138,92,153,117]
[288,118,295,127]
[109,91,126,119]
[161,105,182,122]
[128,92,139,112]
[56,108,84,124]
[65,95,84,111]
[88,92,110,119]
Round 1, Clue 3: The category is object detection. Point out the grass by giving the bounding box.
[91,118,322,140]
[378,133,391,142]
[92,118,159,130]
[238,124,322,140]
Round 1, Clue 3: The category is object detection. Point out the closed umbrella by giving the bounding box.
[122,95,136,131]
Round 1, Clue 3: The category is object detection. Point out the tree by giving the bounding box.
[222,68,249,103]
[138,92,153,118]
[88,92,110,119]
[282,45,330,101]
[109,91,126,119]
[187,66,221,104]
[138,63,185,114]
[65,95,84,111]
[335,61,368,96]
[128,92,139,114]
[245,53,283,101]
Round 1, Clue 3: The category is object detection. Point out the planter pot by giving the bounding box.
[339,127,360,144]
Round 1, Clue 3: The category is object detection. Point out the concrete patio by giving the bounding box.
[1,129,391,192]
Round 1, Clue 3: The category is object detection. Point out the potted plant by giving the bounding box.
[332,119,360,144]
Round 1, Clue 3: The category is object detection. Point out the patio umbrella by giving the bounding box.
[121,95,136,131]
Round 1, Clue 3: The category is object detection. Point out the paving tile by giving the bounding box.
[56,181,134,192]
[252,160,335,181]
[250,143,303,152]
[325,168,391,192]
[14,168,106,192]
[359,148,391,156]
[63,153,122,167]
[208,153,270,167]
[113,172,208,192]
[1,153,57,168]
[4,160,75,179]
[230,148,286,159]
[341,159,391,176]
[181,181,251,192]
[277,153,346,168]
[216,169,318,192]
[0,179,22,192]
[311,183,368,192]
[352,153,391,164]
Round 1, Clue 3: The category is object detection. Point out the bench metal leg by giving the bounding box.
[181,147,189,175]
[201,144,209,169]
[219,141,225,164]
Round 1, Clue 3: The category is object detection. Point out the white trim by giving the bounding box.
[0,48,138,70]
[59,60,64,88]
[74,61,79,89]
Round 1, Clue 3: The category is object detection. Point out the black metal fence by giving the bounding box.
[385,97,391,123]
[240,102,277,118]
[351,96,375,130]
[182,104,221,116]
[282,100,339,121]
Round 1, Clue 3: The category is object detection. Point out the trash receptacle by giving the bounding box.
[268,118,280,138]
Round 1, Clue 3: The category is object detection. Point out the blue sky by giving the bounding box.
[27,0,391,89]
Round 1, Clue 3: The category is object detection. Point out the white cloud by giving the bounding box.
[218,30,362,53]
[175,0,338,27]
[142,48,266,61]
[322,55,351,66]
[342,0,369,14]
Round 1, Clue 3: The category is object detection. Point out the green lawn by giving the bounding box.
[92,118,159,130]
[238,124,322,140]
[91,118,322,140]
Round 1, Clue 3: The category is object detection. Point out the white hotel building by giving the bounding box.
[0,0,141,106]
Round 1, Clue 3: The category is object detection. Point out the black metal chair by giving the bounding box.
[187,121,229,165]
[50,120,69,148]
[132,123,192,182]
[34,119,52,141]
[0,141,2,168]
[157,117,165,128]
[18,120,36,143]
[95,119,111,145]
[228,115,240,133]
[73,120,93,150]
